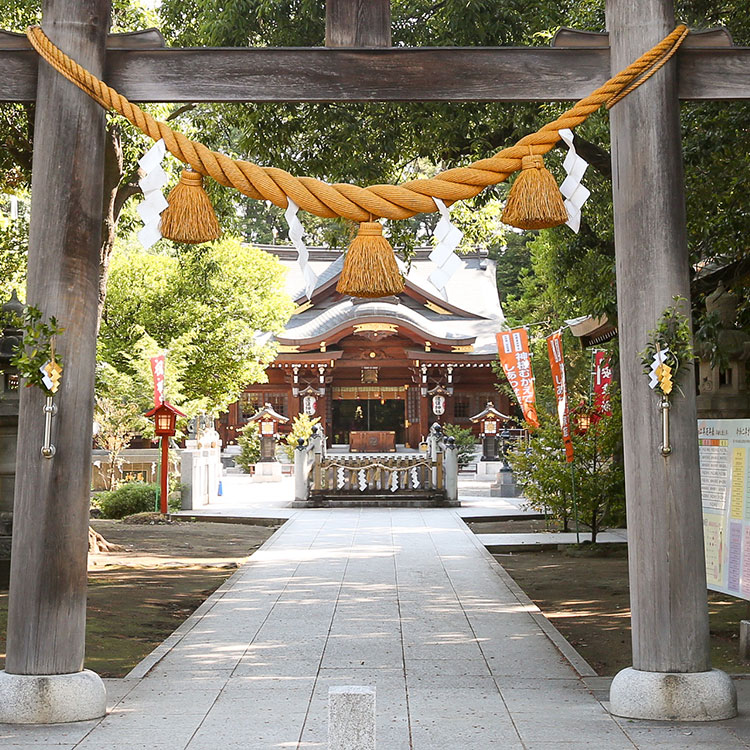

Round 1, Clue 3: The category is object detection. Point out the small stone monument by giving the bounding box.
[469,401,509,462]
[247,402,289,482]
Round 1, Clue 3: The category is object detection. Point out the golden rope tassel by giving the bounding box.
[501,151,568,230]
[160,169,222,244]
[336,222,404,298]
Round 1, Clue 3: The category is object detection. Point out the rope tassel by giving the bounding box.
[501,152,569,230]
[160,169,222,244]
[336,222,404,298]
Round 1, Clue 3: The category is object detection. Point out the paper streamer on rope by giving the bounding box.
[137,139,169,249]
[390,470,399,493]
[558,128,591,234]
[649,347,671,390]
[285,198,318,299]
[428,198,464,295]
[411,465,420,489]
[358,468,367,492]
[337,466,346,490]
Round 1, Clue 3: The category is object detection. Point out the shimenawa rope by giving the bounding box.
[26,24,688,223]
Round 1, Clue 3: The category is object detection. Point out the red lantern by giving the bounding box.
[144,401,186,513]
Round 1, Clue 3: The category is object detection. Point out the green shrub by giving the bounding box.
[507,392,625,543]
[283,413,320,461]
[442,423,477,468]
[98,482,158,519]
[236,421,261,472]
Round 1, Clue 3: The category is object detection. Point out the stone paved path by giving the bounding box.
[1,508,748,749]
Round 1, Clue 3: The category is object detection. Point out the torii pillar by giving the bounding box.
[606,0,735,720]
[0,0,109,723]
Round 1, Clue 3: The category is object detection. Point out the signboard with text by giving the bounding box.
[699,419,750,600]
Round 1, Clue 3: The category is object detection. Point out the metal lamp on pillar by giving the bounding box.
[144,401,185,515]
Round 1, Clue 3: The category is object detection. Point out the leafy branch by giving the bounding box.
[639,296,693,397]
[10,306,64,394]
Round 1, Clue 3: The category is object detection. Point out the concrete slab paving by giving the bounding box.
[0,506,749,748]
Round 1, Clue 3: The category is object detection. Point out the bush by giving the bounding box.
[283,413,321,461]
[236,421,261,472]
[507,392,625,543]
[98,482,158,519]
[442,423,477,468]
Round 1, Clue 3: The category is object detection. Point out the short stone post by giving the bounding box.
[328,686,375,750]
[444,436,458,505]
[311,424,325,459]
[294,438,310,503]
[740,621,750,661]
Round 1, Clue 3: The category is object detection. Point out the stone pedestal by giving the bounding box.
[180,434,222,510]
[0,670,106,724]
[609,668,736,721]
[474,460,504,477]
[254,461,283,482]
[491,471,518,498]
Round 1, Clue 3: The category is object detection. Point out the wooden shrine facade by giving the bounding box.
[217,246,510,448]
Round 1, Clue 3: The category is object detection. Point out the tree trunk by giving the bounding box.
[88,527,123,553]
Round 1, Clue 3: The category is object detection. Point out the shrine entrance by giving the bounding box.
[1,0,746,727]
[332,398,406,447]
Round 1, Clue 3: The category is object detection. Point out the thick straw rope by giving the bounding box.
[26,25,688,222]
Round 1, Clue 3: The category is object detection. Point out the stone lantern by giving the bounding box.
[696,283,750,418]
[248,402,289,482]
[0,291,24,565]
[470,401,509,461]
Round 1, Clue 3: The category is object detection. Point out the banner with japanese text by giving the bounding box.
[496,328,539,428]
[150,354,166,408]
[593,351,613,417]
[546,331,574,463]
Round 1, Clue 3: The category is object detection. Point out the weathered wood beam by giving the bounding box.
[326,0,391,48]
[5,0,109,684]
[0,46,748,103]
[606,0,735,720]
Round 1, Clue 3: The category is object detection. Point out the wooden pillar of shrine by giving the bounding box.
[326,0,391,48]
[606,0,735,720]
[0,0,109,724]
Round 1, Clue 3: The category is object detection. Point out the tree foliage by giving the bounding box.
[98,236,294,414]
[508,394,625,542]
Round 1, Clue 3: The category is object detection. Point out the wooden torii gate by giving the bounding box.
[0,0,748,724]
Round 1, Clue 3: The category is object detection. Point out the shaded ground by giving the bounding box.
[0,519,277,677]
[490,543,750,676]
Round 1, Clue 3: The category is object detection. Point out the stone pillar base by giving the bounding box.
[253,461,283,482]
[609,667,736,721]
[0,669,106,724]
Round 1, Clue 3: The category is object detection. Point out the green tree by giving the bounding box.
[93,394,147,490]
[283,413,321,462]
[508,395,625,543]
[442,424,477,469]
[98,236,294,414]
[235,421,261,471]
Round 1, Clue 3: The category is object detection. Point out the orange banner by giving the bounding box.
[496,328,539,428]
[547,331,574,463]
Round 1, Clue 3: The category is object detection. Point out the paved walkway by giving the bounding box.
[2,507,749,749]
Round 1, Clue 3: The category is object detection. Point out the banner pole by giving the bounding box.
[570,460,581,545]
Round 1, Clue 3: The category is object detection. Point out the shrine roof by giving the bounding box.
[260,245,506,355]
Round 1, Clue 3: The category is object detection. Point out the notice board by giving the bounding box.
[699,419,750,599]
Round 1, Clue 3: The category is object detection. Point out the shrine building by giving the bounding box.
[217,245,510,450]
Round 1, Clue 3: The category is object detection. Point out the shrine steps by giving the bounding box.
[296,492,457,508]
